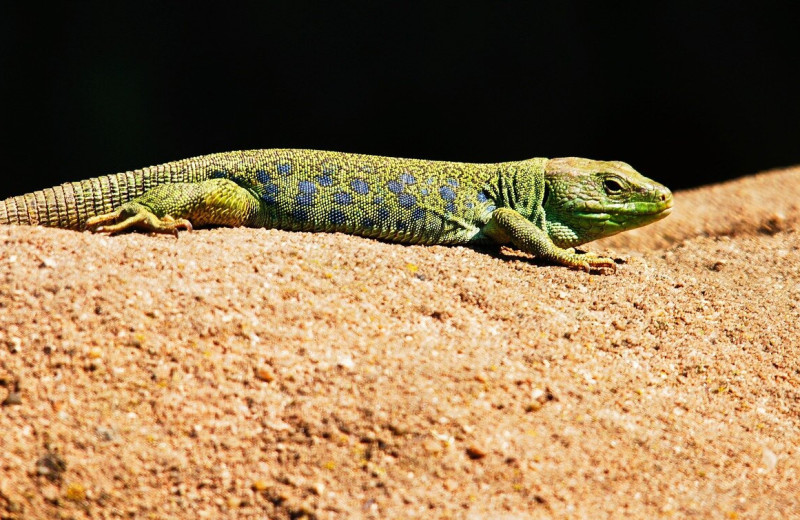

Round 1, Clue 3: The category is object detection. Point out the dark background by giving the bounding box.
[1,2,798,198]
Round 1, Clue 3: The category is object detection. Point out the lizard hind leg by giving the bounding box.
[85,178,262,235]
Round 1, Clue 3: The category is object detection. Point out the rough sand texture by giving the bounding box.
[1,166,799,519]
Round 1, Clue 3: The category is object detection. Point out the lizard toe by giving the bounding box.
[87,203,193,235]
[85,209,125,230]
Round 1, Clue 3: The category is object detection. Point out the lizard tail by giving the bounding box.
[0,152,260,230]
[0,170,162,230]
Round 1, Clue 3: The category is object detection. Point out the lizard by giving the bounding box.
[0,149,673,272]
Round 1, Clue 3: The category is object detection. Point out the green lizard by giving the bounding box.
[0,149,672,272]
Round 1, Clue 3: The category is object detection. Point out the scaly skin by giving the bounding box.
[0,149,673,272]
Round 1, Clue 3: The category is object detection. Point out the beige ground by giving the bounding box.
[1,165,799,520]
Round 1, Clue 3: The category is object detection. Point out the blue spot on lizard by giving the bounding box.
[334,192,353,205]
[351,179,369,194]
[439,186,456,201]
[277,163,292,175]
[256,169,271,184]
[397,193,416,209]
[329,209,347,225]
[387,180,403,194]
[316,175,334,186]
[296,193,314,207]
[261,183,278,204]
[298,181,316,194]
[400,173,416,185]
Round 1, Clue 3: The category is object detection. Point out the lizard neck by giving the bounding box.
[484,158,549,222]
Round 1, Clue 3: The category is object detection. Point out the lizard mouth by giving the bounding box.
[577,203,673,221]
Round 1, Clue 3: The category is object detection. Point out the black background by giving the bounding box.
[2,2,798,198]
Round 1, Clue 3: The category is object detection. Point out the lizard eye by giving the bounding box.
[603,178,624,194]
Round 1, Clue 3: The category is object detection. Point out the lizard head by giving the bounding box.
[542,157,673,247]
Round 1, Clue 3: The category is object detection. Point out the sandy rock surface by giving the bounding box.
[1,166,799,519]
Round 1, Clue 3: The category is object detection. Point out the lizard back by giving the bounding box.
[1,149,508,245]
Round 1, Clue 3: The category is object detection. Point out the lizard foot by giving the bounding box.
[561,249,617,274]
[86,206,192,236]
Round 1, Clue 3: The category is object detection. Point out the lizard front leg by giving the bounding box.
[483,208,616,273]
[86,178,263,235]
